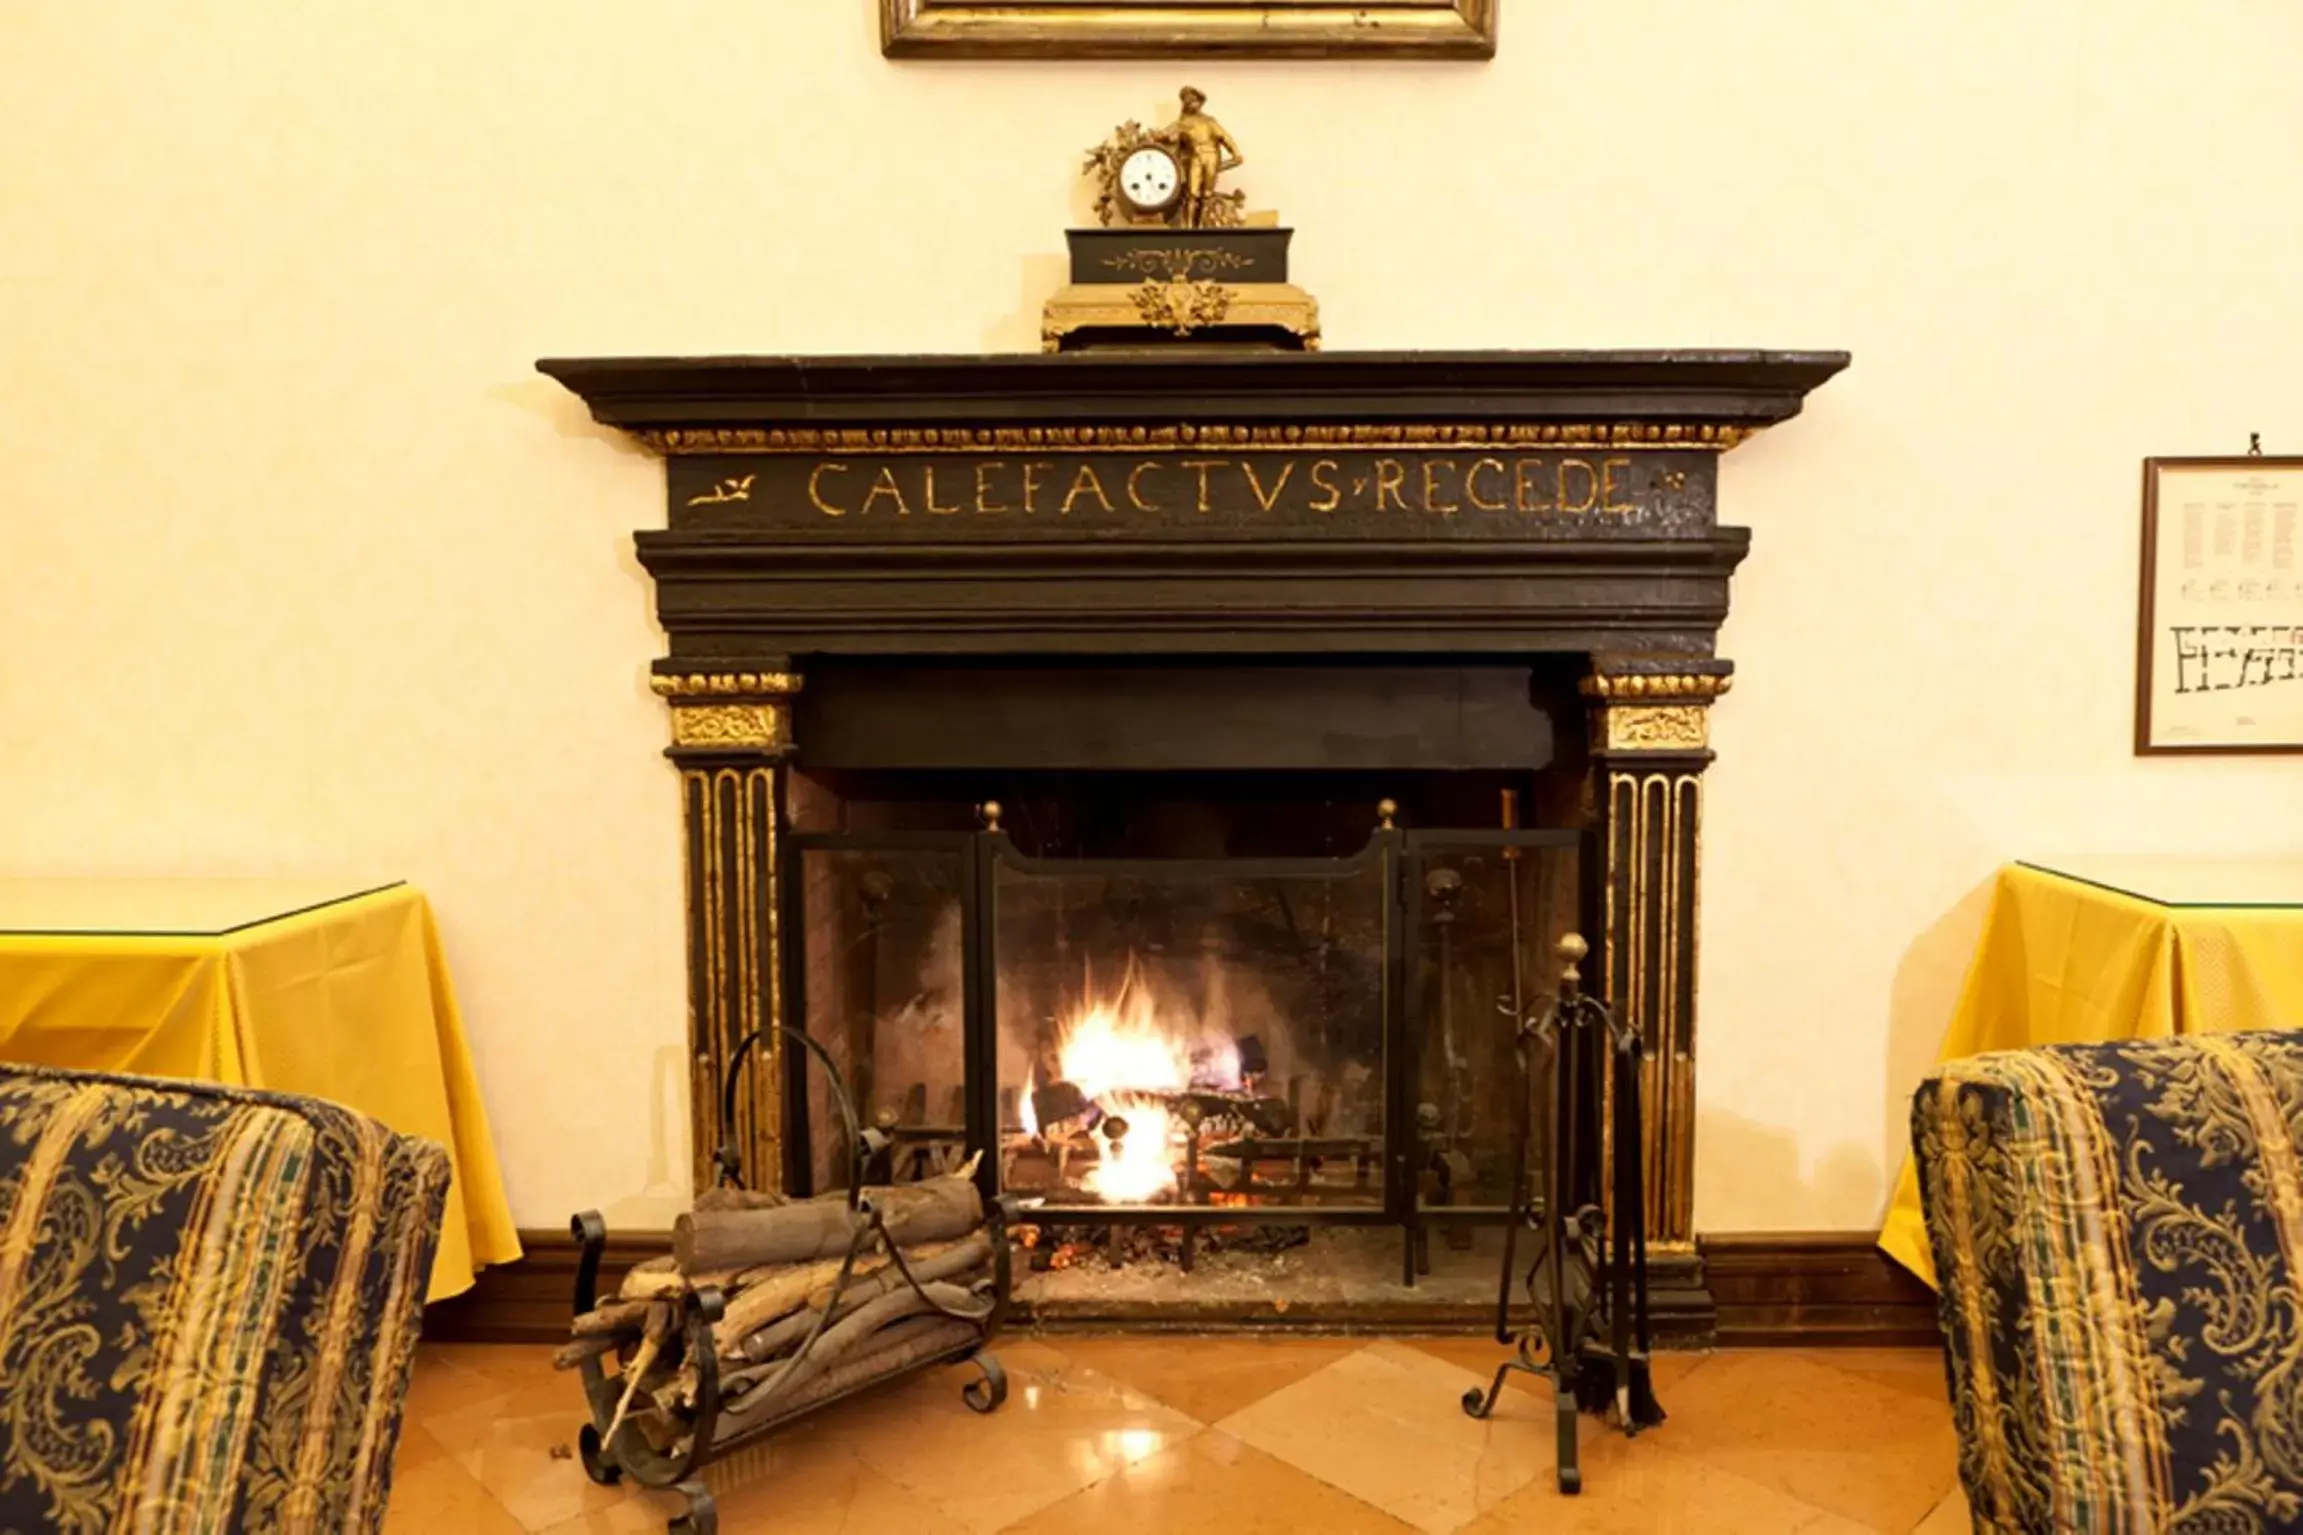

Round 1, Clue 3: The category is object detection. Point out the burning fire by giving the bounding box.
[1063,988,1188,1102]
[1019,957,1242,1204]
[1084,1100,1177,1203]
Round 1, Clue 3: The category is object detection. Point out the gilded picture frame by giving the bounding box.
[2134,455,2303,755]
[880,1,1497,60]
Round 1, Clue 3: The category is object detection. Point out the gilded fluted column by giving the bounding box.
[1583,660,1732,1248]
[653,667,802,1194]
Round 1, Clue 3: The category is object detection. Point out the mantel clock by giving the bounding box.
[1046,88,1319,353]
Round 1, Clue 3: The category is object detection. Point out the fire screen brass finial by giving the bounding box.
[978,800,1004,833]
[1556,931,1589,982]
[1377,797,1399,831]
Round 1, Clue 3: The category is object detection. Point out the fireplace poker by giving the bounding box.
[1427,866,1470,1145]
[854,869,892,1131]
[1490,789,1536,1340]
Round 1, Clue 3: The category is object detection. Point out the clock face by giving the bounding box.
[1119,146,1181,212]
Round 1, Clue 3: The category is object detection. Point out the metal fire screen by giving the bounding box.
[782,817,1582,1282]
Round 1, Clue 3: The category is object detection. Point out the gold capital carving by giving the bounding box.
[655,671,802,754]
[1581,672,1734,702]
[1596,703,1709,753]
[668,703,787,752]
[651,672,804,698]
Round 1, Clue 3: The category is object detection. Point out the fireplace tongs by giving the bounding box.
[1462,933,1665,1495]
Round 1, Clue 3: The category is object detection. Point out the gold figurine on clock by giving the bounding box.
[1049,88,1318,352]
[1091,87,1246,229]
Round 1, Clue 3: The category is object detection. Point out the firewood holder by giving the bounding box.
[568,1027,1017,1535]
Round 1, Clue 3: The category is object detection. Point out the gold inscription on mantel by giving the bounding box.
[794,452,1652,521]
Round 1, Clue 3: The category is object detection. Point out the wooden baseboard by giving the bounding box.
[426,1225,1941,1349]
[1700,1231,1942,1348]
[424,1227,663,1344]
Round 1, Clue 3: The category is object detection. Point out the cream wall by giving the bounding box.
[5,0,2300,1233]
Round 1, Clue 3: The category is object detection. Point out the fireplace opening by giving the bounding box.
[781,728,1586,1314]
[994,841,1391,1215]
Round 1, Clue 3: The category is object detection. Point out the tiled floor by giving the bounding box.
[389,1338,1971,1534]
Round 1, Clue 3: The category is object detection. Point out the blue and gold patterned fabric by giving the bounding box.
[1915,1031,2303,1533]
[0,1062,449,1534]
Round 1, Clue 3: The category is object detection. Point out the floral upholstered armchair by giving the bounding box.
[0,1062,448,1533]
[1913,1031,2303,1533]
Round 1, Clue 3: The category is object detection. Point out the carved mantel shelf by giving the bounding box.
[542,349,1848,661]
[540,348,1847,1330]
[542,350,1845,435]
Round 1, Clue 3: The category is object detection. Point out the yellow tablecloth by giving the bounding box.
[0,879,522,1302]
[1879,857,2303,1287]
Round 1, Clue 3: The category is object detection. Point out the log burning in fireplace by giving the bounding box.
[1005,948,1373,1208]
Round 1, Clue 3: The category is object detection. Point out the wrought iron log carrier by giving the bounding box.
[563,1030,1018,1535]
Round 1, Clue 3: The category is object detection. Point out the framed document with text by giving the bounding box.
[2136,456,2303,754]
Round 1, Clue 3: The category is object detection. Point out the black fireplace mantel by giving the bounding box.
[540,347,1846,1328]
[541,349,1848,660]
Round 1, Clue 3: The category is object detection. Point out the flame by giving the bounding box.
[1034,957,1229,1204]
[1059,986,1187,1102]
[1018,1068,1039,1140]
[1085,1099,1177,1202]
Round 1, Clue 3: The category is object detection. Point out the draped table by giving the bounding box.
[0,879,522,1301]
[1879,856,2303,1287]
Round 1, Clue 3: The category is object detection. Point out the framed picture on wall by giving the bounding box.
[879,1,1497,60]
[2135,455,2303,754]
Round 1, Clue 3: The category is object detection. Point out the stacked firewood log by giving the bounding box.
[556,1157,998,1447]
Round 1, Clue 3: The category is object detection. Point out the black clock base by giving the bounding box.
[1066,227,1294,287]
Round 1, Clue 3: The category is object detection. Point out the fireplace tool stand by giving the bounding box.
[1460,933,1664,1494]
[568,1027,1016,1535]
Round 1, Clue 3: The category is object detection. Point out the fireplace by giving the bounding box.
[781,664,1585,1282]
[540,349,1847,1334]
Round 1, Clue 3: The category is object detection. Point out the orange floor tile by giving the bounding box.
[388,1337,1969,1534]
